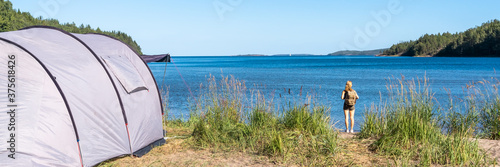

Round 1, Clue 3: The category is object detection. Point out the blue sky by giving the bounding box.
[10,0,500,56]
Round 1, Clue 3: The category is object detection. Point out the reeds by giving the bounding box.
[467,79,500,140]
[442,78,500,139]
[186,75,338,165]
[161,74,499,166]
[359,76,496,166]
[481,97,500,139]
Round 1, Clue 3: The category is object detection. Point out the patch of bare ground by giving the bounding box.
[101,131,500,166]
[98,138,277,167]
[333,132,392,166]
[99,132,395,167]
[476,138,500,166]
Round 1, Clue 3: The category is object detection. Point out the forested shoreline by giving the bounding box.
[0,0,142,54]
[382,20,500,57]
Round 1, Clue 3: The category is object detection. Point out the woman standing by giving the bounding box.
[341,81,359,133]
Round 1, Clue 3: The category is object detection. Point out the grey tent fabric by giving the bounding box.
[101,55,148,93]
[0,26,164,167]
[74,33,164,156]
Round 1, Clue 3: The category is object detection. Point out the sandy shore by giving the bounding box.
[477,138,500,165]
[338,131,358,139]
[339,132,500,165]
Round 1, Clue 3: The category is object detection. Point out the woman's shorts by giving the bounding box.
[343,103,355,110]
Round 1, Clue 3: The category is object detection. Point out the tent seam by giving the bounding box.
[0,37,84,167]
[21,25,134,159]
[84,33,165,116]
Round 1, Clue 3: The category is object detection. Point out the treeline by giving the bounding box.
[382,19,500,57]
[0,0,142,54]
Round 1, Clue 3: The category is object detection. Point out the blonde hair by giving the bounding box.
[345,81,353,91]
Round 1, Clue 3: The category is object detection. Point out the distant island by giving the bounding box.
[272,54,319,56]
[328,49,387,56]
[234,54,322,56]
[382,19,500,57]
[234,54,268,56]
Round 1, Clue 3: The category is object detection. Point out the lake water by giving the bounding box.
[148,56,500,131]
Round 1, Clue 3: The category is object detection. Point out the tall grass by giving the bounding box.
[187,75,338,165]
[161,74,499,166]
[360,76,494,166]
[466,79,500,140]
[481,97,500,139]
[441,87,479,137]
[442,78,500,139]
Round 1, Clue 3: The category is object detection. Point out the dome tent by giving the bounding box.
[0,26,164,167]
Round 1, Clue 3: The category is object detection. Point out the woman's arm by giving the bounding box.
[341,90,345,99]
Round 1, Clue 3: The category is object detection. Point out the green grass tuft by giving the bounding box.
[360,76,495,166]
[184,75,339,165]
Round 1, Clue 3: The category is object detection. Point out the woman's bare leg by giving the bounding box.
[344,109,349,132]
[350,109,355,132]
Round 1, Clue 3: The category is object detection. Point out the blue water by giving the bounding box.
[148,56,500,131]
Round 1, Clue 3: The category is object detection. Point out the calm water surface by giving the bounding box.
[148,56,500,131]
